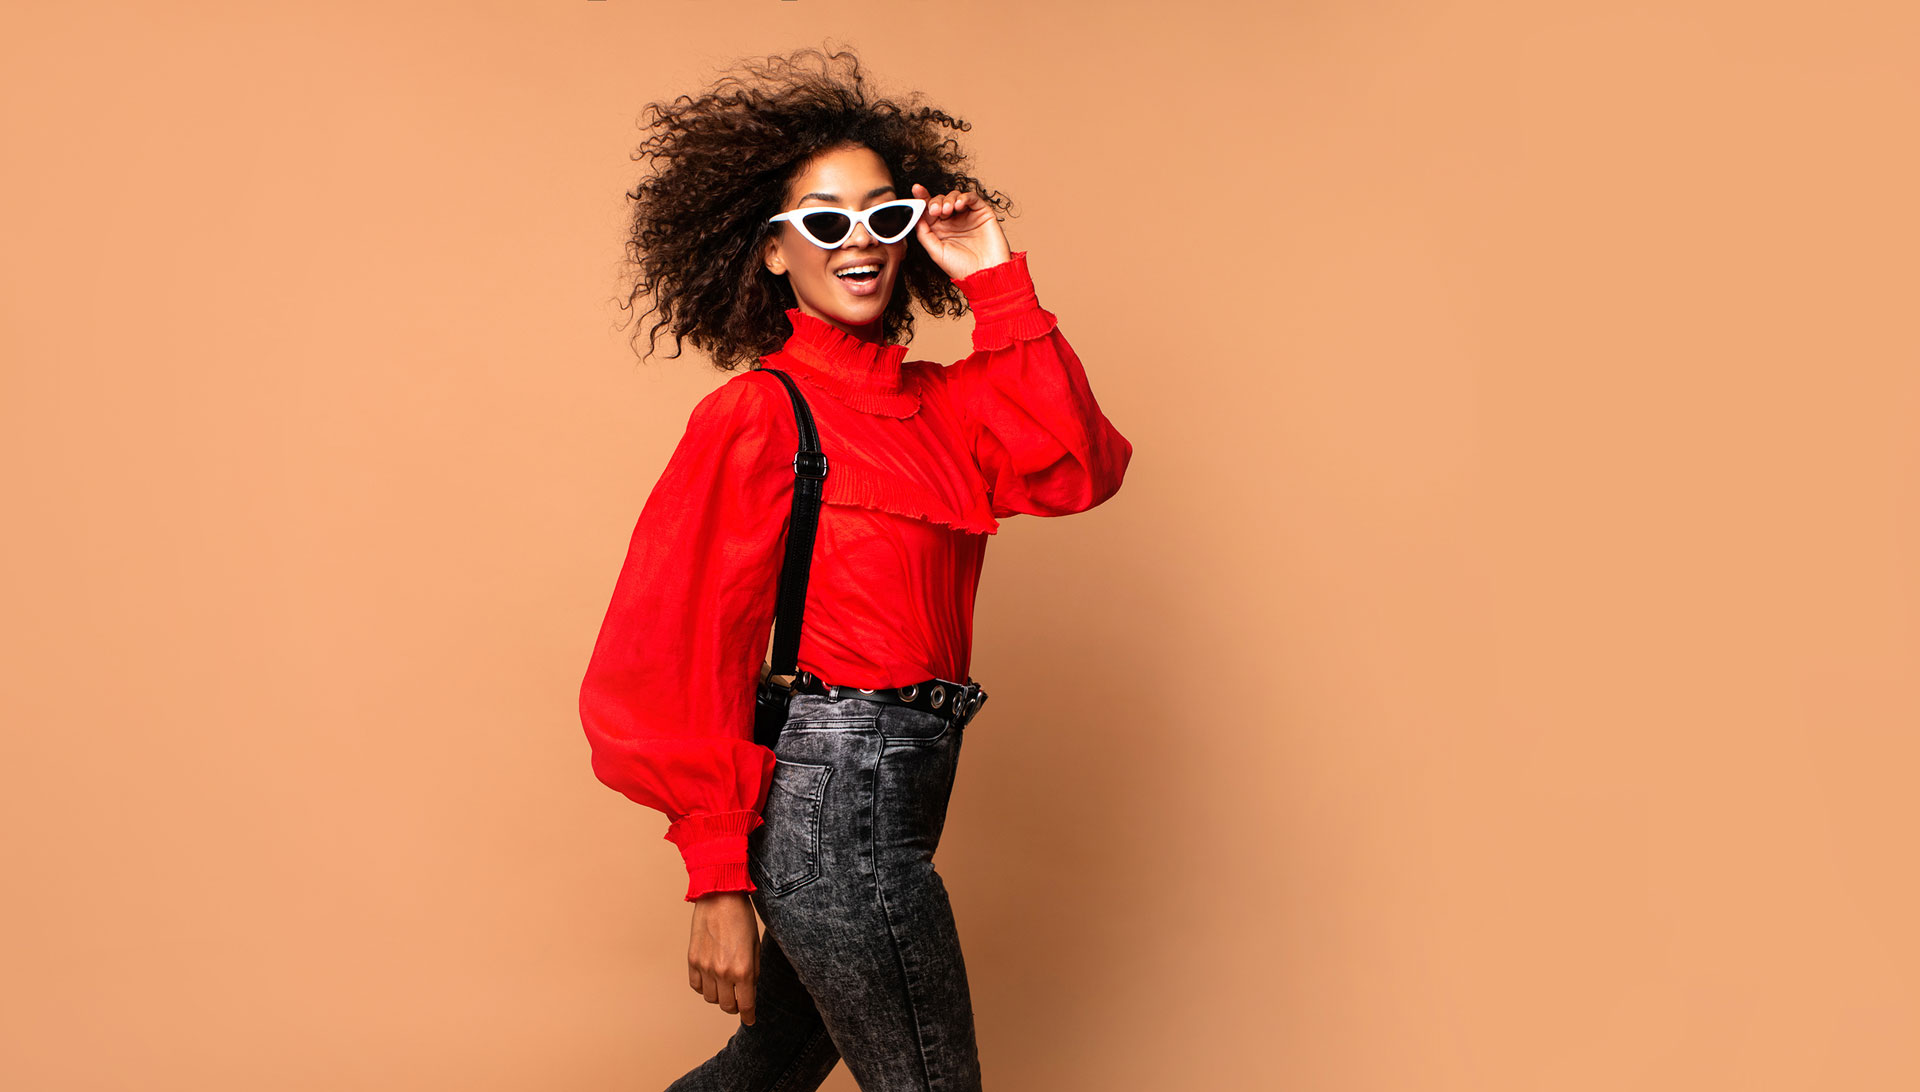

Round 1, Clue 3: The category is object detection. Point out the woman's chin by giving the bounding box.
[803,293,891,335]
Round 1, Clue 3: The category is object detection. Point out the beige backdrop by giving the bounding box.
[4,1,1916,1089]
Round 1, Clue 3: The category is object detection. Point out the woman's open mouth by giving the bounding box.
[834,263,883,297]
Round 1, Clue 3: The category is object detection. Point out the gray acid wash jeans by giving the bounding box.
[667,691,983,1092]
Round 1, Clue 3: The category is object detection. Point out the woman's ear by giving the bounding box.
[762,236,785,276]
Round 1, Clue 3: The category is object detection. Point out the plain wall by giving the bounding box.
[2,1,1915,1089]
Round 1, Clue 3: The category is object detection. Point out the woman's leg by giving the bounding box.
[664,921,842,1092]
[748,692,982,1092]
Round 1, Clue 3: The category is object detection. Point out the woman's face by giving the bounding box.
[762,143,907,341]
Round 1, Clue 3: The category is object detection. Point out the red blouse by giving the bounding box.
[578,251,1133,900]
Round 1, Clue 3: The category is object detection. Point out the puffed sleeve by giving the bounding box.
[940,250,1134,518]
[578,372,794,901]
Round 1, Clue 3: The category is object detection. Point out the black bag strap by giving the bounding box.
[756,368,826,678]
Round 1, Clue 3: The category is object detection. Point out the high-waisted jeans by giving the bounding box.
[666,691,983,1092]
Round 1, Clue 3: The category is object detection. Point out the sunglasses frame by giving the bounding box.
[767,198,928,249]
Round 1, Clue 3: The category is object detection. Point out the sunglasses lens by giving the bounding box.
[797,210,851,245]
[867,204,916,240]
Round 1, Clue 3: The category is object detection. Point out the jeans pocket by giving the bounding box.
[878,703,955,745]
[748,759,831,896]
[784,693,881,732]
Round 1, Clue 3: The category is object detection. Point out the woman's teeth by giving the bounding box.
[835,264,882,295]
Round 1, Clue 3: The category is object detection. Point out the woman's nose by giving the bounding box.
[843,221,875,248]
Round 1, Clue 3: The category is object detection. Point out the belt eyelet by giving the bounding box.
[930,685,946,709]
[900,684,919,701]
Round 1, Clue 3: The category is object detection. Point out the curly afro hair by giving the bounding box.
[617,45,1016,371]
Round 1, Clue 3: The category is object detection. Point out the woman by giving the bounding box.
[578,47,1132,1091]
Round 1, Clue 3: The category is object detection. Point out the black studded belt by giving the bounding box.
[790,670,989,727]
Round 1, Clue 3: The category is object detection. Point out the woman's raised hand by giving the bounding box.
[912,182,1011,281]
[688,891,759,1026]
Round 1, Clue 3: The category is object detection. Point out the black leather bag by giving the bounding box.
[751,368,828,751]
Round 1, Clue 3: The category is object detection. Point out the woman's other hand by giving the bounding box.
[688,891,759,1026]
[912,182,1011,280]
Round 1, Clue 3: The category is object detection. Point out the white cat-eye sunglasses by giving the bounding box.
[767,198,927,249]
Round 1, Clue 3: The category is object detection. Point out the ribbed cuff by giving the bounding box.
[683,862,755,901]
[664,809,762,902]
[955,250,1060,352]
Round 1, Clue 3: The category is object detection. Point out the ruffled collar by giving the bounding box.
[762,307,921,417]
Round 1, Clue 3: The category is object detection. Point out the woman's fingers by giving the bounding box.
[914,183,972,226]
[694,966,756,1025]
[725,974,758,1024]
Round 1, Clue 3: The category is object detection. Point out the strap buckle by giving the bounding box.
[793,451,828,479]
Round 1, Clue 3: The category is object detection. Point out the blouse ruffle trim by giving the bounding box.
[953,251,1062,352]
[781,307,910,379]
[664,809,763,901]
[822,459,1001,536]
[768,355,925,418]
[774,309,921,416]
[680,861,754,901]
